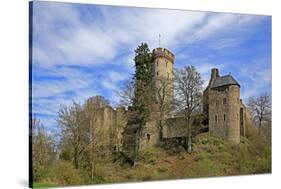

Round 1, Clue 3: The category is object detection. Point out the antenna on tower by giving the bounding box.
[158,34,161,47]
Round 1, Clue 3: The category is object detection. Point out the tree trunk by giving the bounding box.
[187,117,192,153]
[159,119,163,140]
[74,147,79,169]
[133,128,141,167]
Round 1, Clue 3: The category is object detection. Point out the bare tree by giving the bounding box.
[174,66,204,153]
[57,96,109,180]
[82,99,103,180]
[32,117,56,181]
[117,79,135,107]
[247,93,272,131]
[57,102,85,169]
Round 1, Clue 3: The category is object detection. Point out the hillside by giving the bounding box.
[34,132,271,188]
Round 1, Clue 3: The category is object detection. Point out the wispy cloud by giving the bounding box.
[31,1,271,129]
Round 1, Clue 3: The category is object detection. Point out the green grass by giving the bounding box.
[32,182,57,188]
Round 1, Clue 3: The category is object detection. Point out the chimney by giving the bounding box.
[211,68,219,80]
[208,68,219,87]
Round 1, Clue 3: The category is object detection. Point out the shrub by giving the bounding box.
[45,161,81,186]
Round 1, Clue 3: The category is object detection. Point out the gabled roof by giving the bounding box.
[210,75,240,89]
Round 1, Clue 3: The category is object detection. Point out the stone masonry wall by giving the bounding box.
[208,85,241,143]
[94,106,127,153]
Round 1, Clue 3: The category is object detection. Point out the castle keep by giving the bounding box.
[152,47,175,103]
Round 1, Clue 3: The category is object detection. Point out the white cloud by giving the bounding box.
[33,2,260,68]
[31,1,267,128]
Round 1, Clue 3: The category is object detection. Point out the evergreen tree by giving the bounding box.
[124,42,153,165]
[132,42,153,125]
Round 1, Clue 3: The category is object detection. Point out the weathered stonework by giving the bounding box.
[94,48,253,158]
[152,48,175,104]
[93,106,128,153]
[203,68,251,144]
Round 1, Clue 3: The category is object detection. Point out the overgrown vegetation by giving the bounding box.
[32,127,271,188]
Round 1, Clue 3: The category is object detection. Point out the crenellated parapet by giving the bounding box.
[152,47,175,63]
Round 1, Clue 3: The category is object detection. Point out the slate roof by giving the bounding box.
[210,75,240,89]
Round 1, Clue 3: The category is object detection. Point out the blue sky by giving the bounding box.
[31,1,271,131]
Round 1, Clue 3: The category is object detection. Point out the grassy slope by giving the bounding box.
[94,133,271,184]
[34,133,271,187]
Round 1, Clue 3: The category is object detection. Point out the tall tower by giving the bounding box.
[152,47,175,103]
[204,68,241,144]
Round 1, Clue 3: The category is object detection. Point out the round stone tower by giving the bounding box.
[152,47,175,103]
[205,68,241,144]
[225,85,241,143]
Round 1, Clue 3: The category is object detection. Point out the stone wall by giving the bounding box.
[94,106,127,153]
[163,117,187,138]
[139,119,159,149]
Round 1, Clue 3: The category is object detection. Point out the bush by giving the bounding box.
[45,161,81,186]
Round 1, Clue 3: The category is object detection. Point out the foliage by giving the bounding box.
[32,118,56,182]
[123,42,154,165]
[132,42,153,125]
[44,161,81,186]
[56,96,110,181]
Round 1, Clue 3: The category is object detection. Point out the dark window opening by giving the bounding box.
[223,98,227,105]
[224,114,226,122]
[146,133,150,141]
[215,115,217,123]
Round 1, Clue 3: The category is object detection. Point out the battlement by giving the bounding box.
[152,48,175,63]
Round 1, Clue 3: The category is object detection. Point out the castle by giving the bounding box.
[89,47,252,155]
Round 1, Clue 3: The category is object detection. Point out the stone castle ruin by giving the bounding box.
[91,47,252,155]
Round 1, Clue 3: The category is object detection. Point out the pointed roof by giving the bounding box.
[210,75,240,89]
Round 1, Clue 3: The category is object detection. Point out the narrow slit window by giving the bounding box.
[223,98,227,105]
